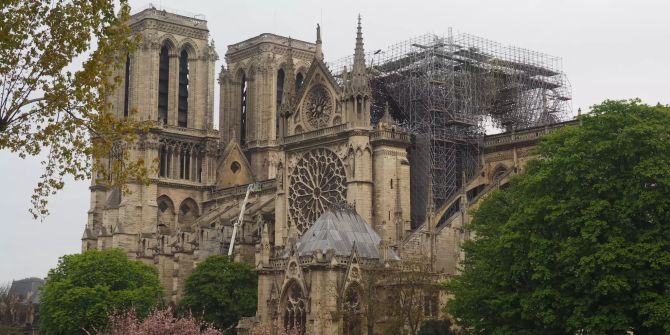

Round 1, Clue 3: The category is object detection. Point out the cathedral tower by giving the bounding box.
[218,34,316,180]
[83,7,219,301]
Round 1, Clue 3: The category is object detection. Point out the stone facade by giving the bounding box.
[81,7,576,334]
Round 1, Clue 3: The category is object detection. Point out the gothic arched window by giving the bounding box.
[123,54,131,118]
[356,95,362,118]
[276,69,285,136]
[283,282,306,334]
[240,73,248,144]
[343,284,363,335]
[159,143,169,177]
[158,45,170,124]
[178,198,199,229]
[178,49,189,127]
[157,195,175,232]
[295,72,304,92]
[179,147,191,180]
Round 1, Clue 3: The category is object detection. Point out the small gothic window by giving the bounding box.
[123,55,131,117]
[356,95,362,116]
[295,72,304,92]
[343,285,363,335]
[283,282,306,334]
[240,73,248,144]
[159,145,169,177]
[276,69,285,136]
[231,161,241,174]
[390,179,393,189]
[178,49,189,127]
[158,45,170,124]
[276,69,285,111]
[179,149,191,180]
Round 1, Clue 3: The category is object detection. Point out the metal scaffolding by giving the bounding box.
[329,30,572,227]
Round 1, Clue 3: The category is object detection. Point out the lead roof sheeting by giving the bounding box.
[288,208,399,260]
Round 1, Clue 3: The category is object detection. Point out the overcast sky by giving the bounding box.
[1,0,668,283]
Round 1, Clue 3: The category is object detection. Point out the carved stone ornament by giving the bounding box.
[302,84,333,129]
[288,148,347,233]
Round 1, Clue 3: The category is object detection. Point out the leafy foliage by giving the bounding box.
[40,249,164,335]
[180,256,257,332]
[0,282,23,332]
[0,0,149,219]
[446,100,670,334]
[98,307,221,335]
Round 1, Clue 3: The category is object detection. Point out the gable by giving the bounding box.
[296,57,341,100]
[216,141,255,189]
[291,57,343,133]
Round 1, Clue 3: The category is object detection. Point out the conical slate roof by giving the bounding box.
[292,208,398,260]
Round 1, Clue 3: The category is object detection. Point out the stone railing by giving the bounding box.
[483,120,577,148]
[281,123,350,145]
[210,179,276,199]
[155,123,219,138]
[370,129,412,143]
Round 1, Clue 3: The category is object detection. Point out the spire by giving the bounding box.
[315,23,324,61]
[353,14,366,75]
[380,101,394,125]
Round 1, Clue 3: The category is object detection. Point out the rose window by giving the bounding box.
[288,148,347,233]
[302,85,333,129]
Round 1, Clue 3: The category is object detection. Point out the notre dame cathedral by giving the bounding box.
[81,6,573,334]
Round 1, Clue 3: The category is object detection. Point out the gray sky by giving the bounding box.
[1,0,668,283]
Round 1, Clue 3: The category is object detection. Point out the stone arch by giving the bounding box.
[157,195,176,232]
[105,187,121,208]
[280,279,307,334]
[491,163,509,182]
[177,39,199,59]
[178,198,200,229]
[295,68,306,92]
[235,67,247,82]
[158,35,178,55]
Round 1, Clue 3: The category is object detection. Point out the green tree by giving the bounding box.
[446,100,670,335]
[40,249,164,335]
[180,256,258,332]
[0,0,148,219]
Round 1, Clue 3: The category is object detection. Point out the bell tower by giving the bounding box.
[83,6,219,271]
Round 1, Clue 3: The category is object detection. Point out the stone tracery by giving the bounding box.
[303,84,333,129]
[283,281,307,334]
[288,148,347,233]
